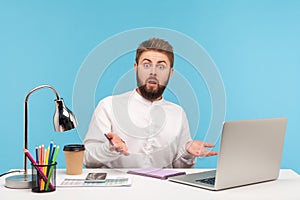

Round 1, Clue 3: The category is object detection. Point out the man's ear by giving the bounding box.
[134,63,138,73]
[169,67,174,78]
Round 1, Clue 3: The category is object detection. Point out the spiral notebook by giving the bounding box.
[127,168,186,180]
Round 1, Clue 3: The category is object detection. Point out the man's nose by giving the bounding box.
[150,65,157,75]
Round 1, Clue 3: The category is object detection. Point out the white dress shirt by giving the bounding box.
[83,89,195,168]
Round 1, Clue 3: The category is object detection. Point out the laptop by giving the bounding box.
[168,117,288,190]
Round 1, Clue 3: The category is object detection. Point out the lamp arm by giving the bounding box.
[24,85,61,175]
[25,85,60,102]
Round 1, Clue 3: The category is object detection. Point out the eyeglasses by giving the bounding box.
[139,63,170,72]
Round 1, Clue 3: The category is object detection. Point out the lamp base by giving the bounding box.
[5,174,33,189]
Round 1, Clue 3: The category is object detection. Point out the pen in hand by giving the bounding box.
[104,133,121,153]
[104,133,115,147]
[104,133,129,156]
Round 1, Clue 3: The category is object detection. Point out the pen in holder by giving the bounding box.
[31,162,57,193]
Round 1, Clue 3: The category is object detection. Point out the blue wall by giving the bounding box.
[1,1,299,174]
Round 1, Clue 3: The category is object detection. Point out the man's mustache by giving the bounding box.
[146,77,159,84]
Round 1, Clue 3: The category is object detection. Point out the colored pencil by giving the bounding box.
[45,146,59,191]
[24,149,54,190]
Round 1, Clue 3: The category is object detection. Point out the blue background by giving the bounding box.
[1,1,299,174]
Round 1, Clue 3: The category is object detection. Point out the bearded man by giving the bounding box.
[83,38,217,168]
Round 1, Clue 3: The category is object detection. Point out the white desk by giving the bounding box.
[1,169,300,200]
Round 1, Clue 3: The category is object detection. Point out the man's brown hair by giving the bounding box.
[135,38,174,68]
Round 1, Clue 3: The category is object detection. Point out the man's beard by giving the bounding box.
[138,84,166,101]
[136,68,171,101]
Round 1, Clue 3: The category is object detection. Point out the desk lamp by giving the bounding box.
[5,85,78,189]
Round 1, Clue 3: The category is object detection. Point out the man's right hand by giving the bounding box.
[106,133,129,156]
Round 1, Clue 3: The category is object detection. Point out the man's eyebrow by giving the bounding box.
[157,60,167,65]
[141,58,152,63]
[141,58,167,64]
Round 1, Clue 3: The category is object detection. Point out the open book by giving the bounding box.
[127,168,186,180]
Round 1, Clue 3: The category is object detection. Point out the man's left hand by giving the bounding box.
[186,140,218,157]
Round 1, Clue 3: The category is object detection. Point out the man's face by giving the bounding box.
[134,50,174,101]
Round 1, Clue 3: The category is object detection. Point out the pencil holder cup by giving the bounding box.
[31,162,57,193]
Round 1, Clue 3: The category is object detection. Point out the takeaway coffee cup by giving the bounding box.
[63,144,85,175]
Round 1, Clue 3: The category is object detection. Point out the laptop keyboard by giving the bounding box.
[196,177,216,185]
